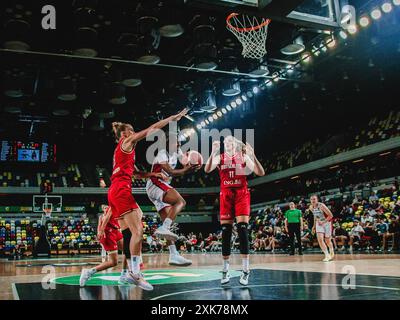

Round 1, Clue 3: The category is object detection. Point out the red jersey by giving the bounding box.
[111,138,135,184]
[218,152,247,190]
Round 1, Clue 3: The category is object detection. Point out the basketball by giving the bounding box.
[181,151,204,166]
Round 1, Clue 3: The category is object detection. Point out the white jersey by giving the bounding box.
[146,149,182,187]
[311,203,327,222]
[146,149,182,212]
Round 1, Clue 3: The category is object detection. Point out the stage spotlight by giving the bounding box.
[231,101,237,108]
[339,30,348,39]
[236,98,242,105]
[266,80,273,87]
[212,114,218,120]
[382,2,393,12]
[208,116,214,123]
[286,65,294,74]
[196,124,202,130]
[302,53,311,63]
[359,16,370,27]
[246,91,254,98]
[217,111,223,117]
[252,86,259,94]
[200,121,206,127]
[241,94,248,101]
[348,25,358,34]
[327,39,336,48]
[226,105,232,111]
[221,108,227,114]
[394,0,400,6]
[371,9,382,20]
[205,119,210,125]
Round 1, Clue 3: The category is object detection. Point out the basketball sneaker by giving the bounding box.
[329,252,335,260]
[239,271,250,286]
[221,271,230,285]
[322,255,331,262]
[169,254,192,266]
[127,272,153,291]
[154,225,178,241]
[80,268,95,287]
[118,273,135,285]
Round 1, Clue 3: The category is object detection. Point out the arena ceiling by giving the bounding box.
[0,0,399,160]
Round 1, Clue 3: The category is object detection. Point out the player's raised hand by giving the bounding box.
[245,142,255,156]
[170,108,188,121]
[212,141,220,153]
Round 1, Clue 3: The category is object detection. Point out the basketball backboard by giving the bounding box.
[187,0,342,29]
[33,195,63,213]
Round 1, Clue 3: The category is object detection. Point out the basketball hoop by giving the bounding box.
[226,13,271,60]
[43,208,52,218]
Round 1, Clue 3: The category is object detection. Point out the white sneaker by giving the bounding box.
[118,273,135,285]
[323,255,331,262]
[154,225,178,241]
[169,254,192,266]
[239,271,250,286]
[221,271,230,285]
[127,272,153,291]
[80,268,94,287]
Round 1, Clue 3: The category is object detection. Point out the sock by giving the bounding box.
[169,244,178,256]
[163,218,172,229]
[223,260,229,272]
[242,257,250,273]
[323,250,329,257]
[131,256,141,274]
[140,255,143,264]
[121,268,128,275]
[127,259,132,271]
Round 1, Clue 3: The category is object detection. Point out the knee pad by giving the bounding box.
[221,224,233,257]
[237,222,249,255]
[122,228,132,258]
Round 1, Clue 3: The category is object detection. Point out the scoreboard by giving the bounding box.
[0,140,56,163]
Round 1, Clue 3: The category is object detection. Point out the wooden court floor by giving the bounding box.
[1,253,400,300]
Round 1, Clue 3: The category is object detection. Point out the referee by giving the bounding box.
[284,202,303,255]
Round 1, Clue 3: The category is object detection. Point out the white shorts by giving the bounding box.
[146,180,173,213]
[316,221,332,237]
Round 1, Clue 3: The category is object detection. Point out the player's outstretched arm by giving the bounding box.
[204,141,220,173]
[132,165,169,180]
[123,109,188,149]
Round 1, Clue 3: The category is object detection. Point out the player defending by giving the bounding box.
[204,136,265,285]
[147,132,200,266]
[108,109,188,291]
[310,195,334,262]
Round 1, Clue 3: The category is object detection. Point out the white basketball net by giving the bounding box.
[227,13,271,60]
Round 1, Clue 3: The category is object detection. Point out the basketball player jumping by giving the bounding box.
[205,136,265,285]
[310,195,335,262]
[107,108,188,291]
[146,131,200,266]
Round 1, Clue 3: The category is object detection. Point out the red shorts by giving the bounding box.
[220,188,250,221]
[100,227,123,252]
[108,180,139,219]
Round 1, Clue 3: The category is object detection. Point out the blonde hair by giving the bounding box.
[112,122,133,140]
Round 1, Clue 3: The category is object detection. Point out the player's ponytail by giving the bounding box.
[111,122,132,141]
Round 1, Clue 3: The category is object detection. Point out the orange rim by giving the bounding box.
[226,13,271,32]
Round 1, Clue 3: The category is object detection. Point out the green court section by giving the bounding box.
[53,269,241,286]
